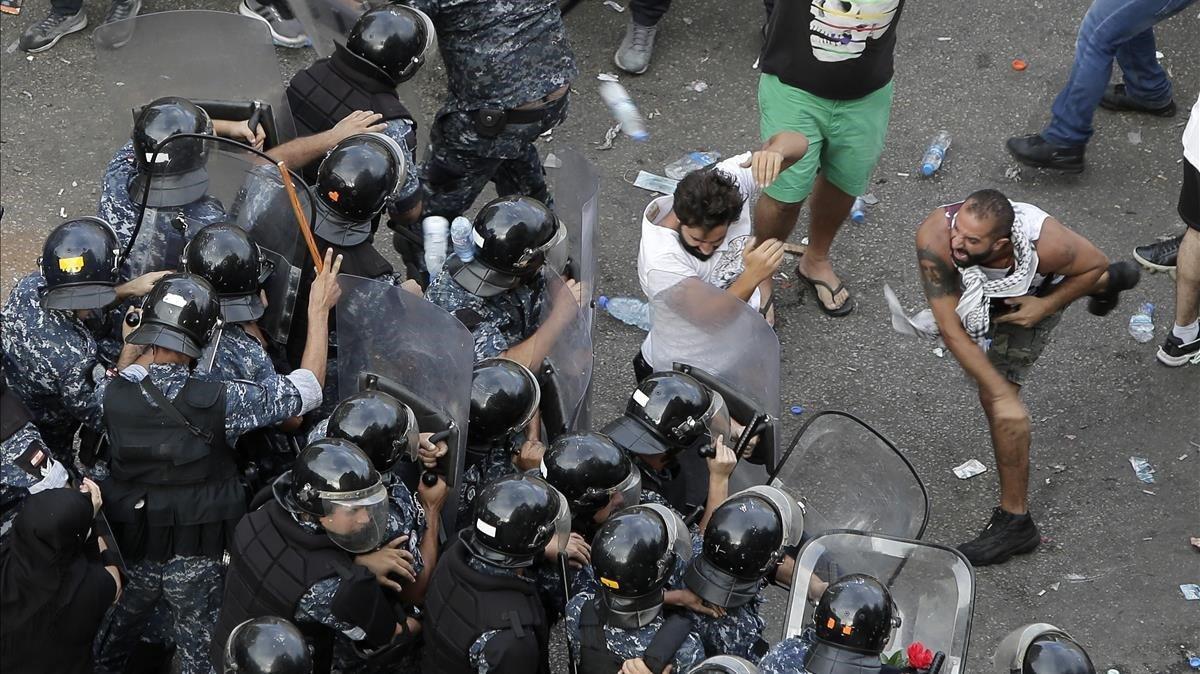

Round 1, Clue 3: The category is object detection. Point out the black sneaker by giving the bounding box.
[1087,260,1141,316]
[957,507,1040,567]
[102,0,139,25]
[1099,84,1177,117]
[1133,233,1182,272]
[18,9,86,53]
[1005,134,1086,173]
[1157,332,1200,367]
[238,0,308,48]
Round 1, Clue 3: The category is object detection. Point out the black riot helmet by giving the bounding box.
[287,438,389,553]
[223,616,312,674]
[542,432,641,529]
[130,96,214,208]
[602,371,729,457]
[468,358,540,449]
[345,5,435,85]
[38,217,121,311]
[448,195,565,298]
[591,503,693,629]
[312,133,405,247]
[811,574,900,655]
[690,656,760,674]
[126,272,221,359]
[465,473,570,569]
[183,222,272,324]
[326,390,419,473]
[684,486,804,608]
[993,624,1096,674]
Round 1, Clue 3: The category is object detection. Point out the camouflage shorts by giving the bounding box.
[987,309,1064,386]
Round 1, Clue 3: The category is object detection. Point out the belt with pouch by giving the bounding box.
[472,93,568,138]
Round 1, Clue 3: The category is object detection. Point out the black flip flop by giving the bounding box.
[796,268,855,317]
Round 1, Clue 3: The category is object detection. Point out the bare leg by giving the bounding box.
[979,382,1031,515]
[796,174,854,310]
[1175,228,1200,326]
[752,191,803,242]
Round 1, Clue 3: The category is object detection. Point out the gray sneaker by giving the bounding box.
[18,9,86,53]
[238,0,308,49]
[614,19,657,75]
[102,0,140,25]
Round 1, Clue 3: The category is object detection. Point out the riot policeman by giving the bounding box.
[693,656,762,674]
[564,504,706,674]
[1,217,165,460]
[541,431,642,541]
[422,473,570,674]
[993,624,1096,674]
[223,616,313,674]
[214,439,421,674]
[93,261,339,674]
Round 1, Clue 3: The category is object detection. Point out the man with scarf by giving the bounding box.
[912,188,1140,566]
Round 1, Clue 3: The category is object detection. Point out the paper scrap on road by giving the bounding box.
[1181,583,1200,601]
[953,459,988,479]
[633,171,679,195]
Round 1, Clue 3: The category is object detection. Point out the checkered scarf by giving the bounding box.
[956,213,1039,342]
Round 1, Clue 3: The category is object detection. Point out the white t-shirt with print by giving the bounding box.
[636,152,762,359]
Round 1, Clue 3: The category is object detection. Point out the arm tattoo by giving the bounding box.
[917,247,959,299]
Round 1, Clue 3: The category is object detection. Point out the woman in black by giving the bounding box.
[1,481,122,674]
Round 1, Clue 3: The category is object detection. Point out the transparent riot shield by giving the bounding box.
[548,148,600,327]
[784,532,975,674]
[93,10,296,144]
[122,135,317,345]
[768,411,929,541]
[336,275,473,532]
[534,270,594,440]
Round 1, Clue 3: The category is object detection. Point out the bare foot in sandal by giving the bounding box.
[796,256,854,316]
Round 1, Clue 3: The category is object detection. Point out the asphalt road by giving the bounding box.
[2,1,1198,671]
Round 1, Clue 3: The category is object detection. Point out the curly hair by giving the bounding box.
[672,167,745,233]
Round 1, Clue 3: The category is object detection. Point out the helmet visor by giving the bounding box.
[734,485,805,549]
[700,391,733,448]
[548,487,573,555]
[611,468,642,512]
[514,222,567,272]
[398,404,421,465]
[319,484,389,553]
[640,502,693,565]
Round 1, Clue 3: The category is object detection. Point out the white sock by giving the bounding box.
[1173,321,1200,342]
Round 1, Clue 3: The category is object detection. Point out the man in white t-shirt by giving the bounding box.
[634,131,809,380]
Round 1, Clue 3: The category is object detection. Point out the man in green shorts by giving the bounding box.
[755,0,904,316]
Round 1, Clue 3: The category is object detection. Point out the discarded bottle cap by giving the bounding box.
[1011,59,1027,71]
[790,405,804,415]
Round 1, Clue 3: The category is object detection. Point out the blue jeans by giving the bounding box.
[1041,0,1197,146]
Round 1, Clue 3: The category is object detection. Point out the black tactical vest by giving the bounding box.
[577,597,625,674]
[422,539,550,674]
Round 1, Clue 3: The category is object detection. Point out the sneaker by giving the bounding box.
[238,0,308,49]
[18,9,86,52]
[1005,134,1085,173]
[1099,84,1177,117]
[0,0,23,16]
[1157,332,1200,367]
[1087,260,1141,316]
[1133,233,1182,272]
[614,19,658,75]
[102,0,139,24]
[957,507,1040,567]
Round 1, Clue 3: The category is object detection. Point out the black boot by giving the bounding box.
[1005,134,1085,173]
[957,507,1040,567]
[1099,84,1177,117]
[1087,260,1141,316]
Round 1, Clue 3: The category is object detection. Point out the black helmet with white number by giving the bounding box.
[326,390,419,473]
[542,432,641,537]
[39,217,121,311]
[126,272,221,359]
[223,616,311,674]
[993,624,1096,674]
[468,358,540,451]
[602,371,730,457]
[465,473,570,569]
[811,574,900,655]
[130,96,214,208]
[312,133,405,247]
[684,486,804,608]
[183,222,273,324]
[286,438,388,553]
[447,196,565,297]
[345,5,435,85]
[591,503,692,629]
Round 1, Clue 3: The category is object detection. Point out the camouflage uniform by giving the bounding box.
[0,423,68,542]
[425,268,547,362]
[690,583,769,661]
[457,444,519,526]
[199,323,279,384]
[93,362,315,674]
[757,630,816,674]
[402,0,577,218]
[383,118,421,209]
[565,591,706,673]
[1,273,107,459]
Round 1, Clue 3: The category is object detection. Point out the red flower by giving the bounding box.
[906,642,934,671]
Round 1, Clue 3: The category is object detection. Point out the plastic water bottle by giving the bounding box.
[422,216,449,277]
[598,82,650,142]
[598,295,652,331]
[1128,302,1155,343]
[920,131,953,177]
[850,196,867,223]
[450,216,475,262]
[664,151,722,180]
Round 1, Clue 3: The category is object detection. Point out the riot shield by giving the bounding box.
[93,10,296,144]
[534,270,594,440]
[122,135,317,345]
[548,148,600,327]
[783,532,975,674]
[336,275,473,532]
[768,411,929,541]
[646,272,781,507]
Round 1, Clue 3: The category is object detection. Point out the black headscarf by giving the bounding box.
[0,488,96,635]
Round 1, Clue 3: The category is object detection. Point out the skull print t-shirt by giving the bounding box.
[760,0,904,100]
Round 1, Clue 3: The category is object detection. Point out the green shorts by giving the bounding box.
[758,74,894,203]
[986,309,1064,386]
